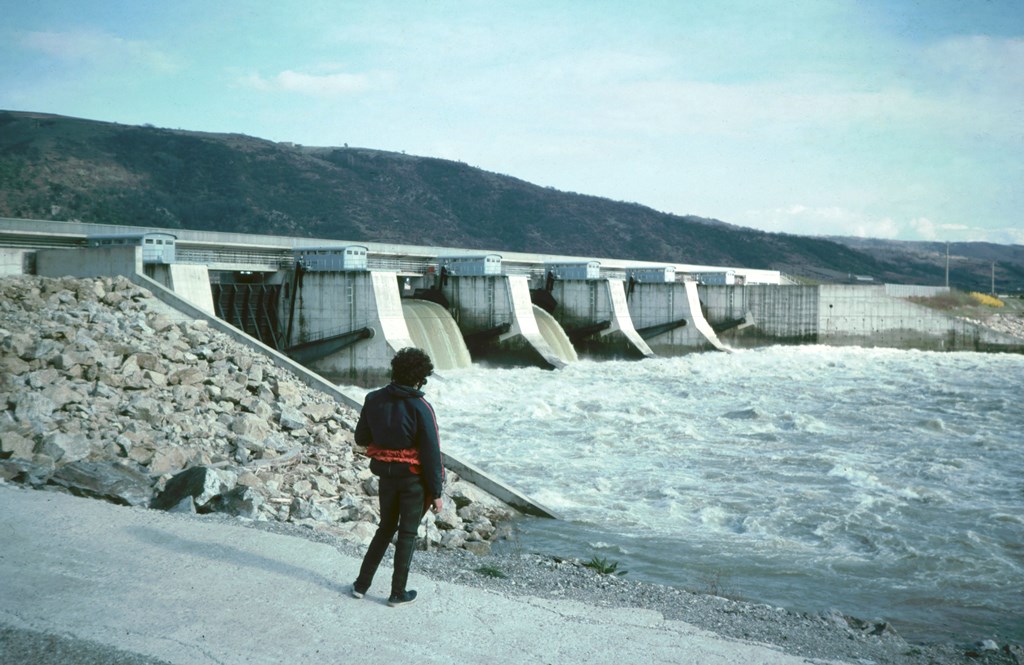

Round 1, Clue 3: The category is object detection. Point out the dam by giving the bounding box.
[2,217,1022,390]
[3,217,1022,519]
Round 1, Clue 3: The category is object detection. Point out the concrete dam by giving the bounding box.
[3,218,1023,391]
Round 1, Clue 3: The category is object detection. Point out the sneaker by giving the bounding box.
[350,584,367,599]
[387,590,417,607]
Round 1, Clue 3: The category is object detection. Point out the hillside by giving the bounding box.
[1,110,1021,292]
[828,237,1024,295]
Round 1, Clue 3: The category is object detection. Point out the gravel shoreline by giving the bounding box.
[233,514,1021,665]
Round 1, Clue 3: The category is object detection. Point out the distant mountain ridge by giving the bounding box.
[1,110,1021,292]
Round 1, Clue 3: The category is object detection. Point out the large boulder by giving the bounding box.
[38,432,92,464]
[151,466,238,512]
[0,430,36,460]
[49,460,153,507]
[209,486,264,519]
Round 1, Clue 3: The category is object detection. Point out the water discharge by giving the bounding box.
[533,304,578,364]
[414,347,1024,644]
[401,299,472,370]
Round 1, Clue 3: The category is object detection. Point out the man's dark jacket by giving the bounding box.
[354,383,444,500]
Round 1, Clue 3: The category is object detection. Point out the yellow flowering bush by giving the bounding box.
[969,292,1004,308]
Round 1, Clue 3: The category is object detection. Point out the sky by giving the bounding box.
[1,1,1022,244]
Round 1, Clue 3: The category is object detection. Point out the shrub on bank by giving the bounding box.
[969,292,1004,308]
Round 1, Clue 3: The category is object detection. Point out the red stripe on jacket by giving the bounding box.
[365,445,422,474]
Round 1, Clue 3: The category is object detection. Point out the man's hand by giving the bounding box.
[431,498,443,514]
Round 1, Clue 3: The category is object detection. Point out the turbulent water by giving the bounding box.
[346,346,1024,643]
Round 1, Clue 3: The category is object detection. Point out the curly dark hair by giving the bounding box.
[390,347,434,387]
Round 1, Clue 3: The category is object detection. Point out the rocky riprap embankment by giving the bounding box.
[969,311,1024,340]
[0,275,513,553]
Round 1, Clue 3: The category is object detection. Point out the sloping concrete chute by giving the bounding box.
[603,278,655,357]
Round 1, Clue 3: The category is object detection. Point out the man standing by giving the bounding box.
[351,347,444,607]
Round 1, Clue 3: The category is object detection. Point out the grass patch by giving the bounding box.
[474,565,508,579]
[907,290,976,311]
[583,556,627,576]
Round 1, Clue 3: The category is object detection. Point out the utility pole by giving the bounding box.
[991,261,996,295]
[945,242,950,288]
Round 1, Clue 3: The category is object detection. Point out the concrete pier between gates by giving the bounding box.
[603,278,654,357]
[441,273,568,368]
[617,280,725,353]
[499,274,567,368]
[682,280,727,351]
[159,264,216,315]
[369,270,417,353]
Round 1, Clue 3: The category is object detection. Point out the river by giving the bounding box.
[346,345,1024,643]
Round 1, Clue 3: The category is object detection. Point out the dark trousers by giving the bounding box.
[355,475,425,596]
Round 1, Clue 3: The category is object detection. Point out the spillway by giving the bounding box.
[533,304,578,364]
[402,299,473,370]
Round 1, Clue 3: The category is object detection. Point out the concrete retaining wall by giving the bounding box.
[702,284,1024,352]
[818,285,1023,351]
[149,264,217,315]
[36,246,143,280]
[884,284,951,298]
[168,264,216,315]
[700,285,820,346]
[0,249,31,276]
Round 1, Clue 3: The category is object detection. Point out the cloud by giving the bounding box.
[909,217,938,240]
[736,206,1018,244]
[917,35,1024,134]
[20,29,177,72]
[739,205,902,239]
[989,228,1024,245]
[925,35,1024,90]
[238,69,377,97]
